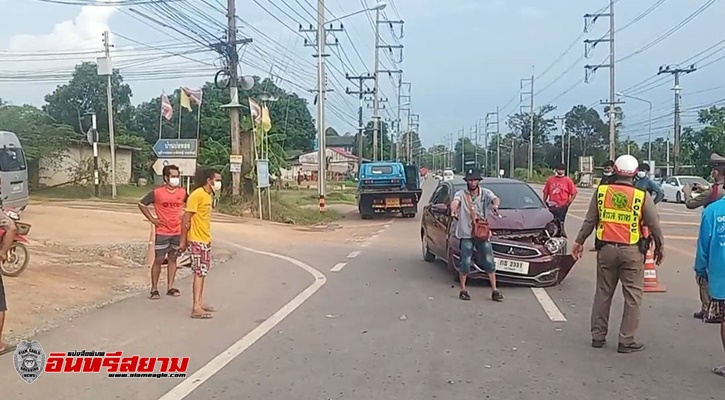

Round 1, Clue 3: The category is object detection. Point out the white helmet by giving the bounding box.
[614,154,639,177]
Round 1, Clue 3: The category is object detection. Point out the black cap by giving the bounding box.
[710,153,725,167]
[463,168,482,181]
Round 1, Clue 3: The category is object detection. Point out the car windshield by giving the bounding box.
[453,182,545,210]
[680,177,708,186]
[0,147,26,172]
[443,171,453,176]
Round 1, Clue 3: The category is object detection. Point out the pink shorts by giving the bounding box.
[189,242,212,277]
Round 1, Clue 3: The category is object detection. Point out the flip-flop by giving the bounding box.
[202,305,216,312]
[191,312,213,319]
[150,290,160,300]
[713,365,725,377]
[0,344,16,356]
[166,288,181,297]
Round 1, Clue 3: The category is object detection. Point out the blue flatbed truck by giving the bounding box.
[357,161,422,219]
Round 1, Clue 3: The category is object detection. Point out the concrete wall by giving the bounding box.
[39,144,134,186]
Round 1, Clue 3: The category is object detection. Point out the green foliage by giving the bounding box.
[361,120,393,160]
[0,104,76,162]
[681,106,725,177]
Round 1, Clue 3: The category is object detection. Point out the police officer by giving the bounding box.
[589,160,617,252]
[684,153,725,322]
[572,155,665,353]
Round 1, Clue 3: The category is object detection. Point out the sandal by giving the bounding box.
[713,365,725,377]
[191,312,213,319]
[150,290,160,300]
[202,305,216,312]
[166,288,181,297]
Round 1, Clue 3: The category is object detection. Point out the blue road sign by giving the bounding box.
[153,139,198,158]
[313,138,318,151]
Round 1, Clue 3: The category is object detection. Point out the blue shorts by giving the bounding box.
[457,238,495,274]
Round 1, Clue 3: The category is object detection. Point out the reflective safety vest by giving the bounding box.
[595,183,646,245]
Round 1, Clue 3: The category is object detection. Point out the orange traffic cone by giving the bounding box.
[643,243,666,293]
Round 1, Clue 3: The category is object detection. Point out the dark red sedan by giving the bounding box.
[420,177,577,287]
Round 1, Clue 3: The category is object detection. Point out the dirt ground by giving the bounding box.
[1,200,389,346]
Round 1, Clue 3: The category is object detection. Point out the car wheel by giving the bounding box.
[421,232,435,262]
[676,191,682,203]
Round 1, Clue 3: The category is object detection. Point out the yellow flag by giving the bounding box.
[261,105,272,133]
[179,88,192,112]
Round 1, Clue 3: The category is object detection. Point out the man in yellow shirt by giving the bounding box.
[180,168,221,319]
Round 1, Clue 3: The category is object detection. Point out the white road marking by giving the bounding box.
[158,241,327,400]
[347,251,360,258]
[330,262,347,272]
[530,288,567,322]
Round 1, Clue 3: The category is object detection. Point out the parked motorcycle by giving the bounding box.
[0,208,31,277]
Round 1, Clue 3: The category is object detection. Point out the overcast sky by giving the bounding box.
[1,0,724,148]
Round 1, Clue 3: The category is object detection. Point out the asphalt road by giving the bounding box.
[3,179,723,399]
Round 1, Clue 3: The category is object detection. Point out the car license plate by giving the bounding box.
[494,258,530,275]
[11,184,21,193]
[385,198,400,207]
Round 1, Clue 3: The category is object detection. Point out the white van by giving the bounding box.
[0,131,29,210]
[443,169,454,181]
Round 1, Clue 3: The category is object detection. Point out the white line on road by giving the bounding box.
[330,262,347,272]
[347,251,360,258]
[158,241,327,400]
[531,288,567,322]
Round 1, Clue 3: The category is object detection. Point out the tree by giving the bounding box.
[399,130,423,162]
[325,127,339,136]
[0,104,76,184]
[507,104,557,168]
[361,120,393,160]
[43,62,133,137]
[681,106,725,177]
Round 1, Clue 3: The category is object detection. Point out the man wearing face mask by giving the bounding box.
[633,162,664,204]
[684,153,725,323]
[180,168,222,319]
[138,165,188,300]
[542,163,577,238]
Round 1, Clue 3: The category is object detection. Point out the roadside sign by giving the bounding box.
[229,155,243,163]
[153,139,198,158]
[313,138,318,151]
[256,159,270,188]
[153,158,197,177]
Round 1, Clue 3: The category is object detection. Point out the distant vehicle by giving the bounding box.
[661,175,710,203]
[442,169,454,181]
[420,177,577,287]
[0,131,29,211]
[357,161,422,219]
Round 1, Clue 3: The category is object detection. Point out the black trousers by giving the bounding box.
[549,206,569,236]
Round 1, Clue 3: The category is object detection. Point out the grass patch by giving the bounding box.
[217,191,343,225]
[277,188,357,207]
[31,184,150,203]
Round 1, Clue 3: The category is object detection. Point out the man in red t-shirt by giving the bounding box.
[138,165,188,299]
[542,163,578,237]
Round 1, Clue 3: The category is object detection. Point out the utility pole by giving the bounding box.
[485,111,498,176]
[494,107,501,176]
[373,13,403,162]
[584,0,620,160]
[88,112,100,197]
[101,31,117,199]
[301,1,342,211]
[658,64,696,175]
[553,116,566,165]
[666,130,671,177]
[519,75,534,178]
[399,81,411,162]
[346,73,375,173]
[409,113,420,165]
[509,137,516,179]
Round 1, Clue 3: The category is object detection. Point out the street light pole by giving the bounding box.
[617,92,653,163]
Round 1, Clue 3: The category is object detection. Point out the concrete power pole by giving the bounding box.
[584,0,620,160]
[658,64,696,175]
[553,116,566,165]
[485,111,498,175]
[300,0,342,211]
[519,75,534,178]
[399,81,411,162]
[345,73,375,172]
[372,13,403,161]
[101,31,117,199]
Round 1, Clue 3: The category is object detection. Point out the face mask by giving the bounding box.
[603,171,613,176]
[213,181,222,192]
[636,171,646,178]
[555,171,564,176]
[168,177,180,187]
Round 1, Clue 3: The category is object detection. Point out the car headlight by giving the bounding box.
[545,221,560,237]
[545,238,566,254]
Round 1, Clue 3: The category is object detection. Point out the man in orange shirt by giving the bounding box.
[181,168,221,319]
[542,163,578,237]
[138,165,188,300]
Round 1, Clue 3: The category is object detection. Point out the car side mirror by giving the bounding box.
[431,203,449,214]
